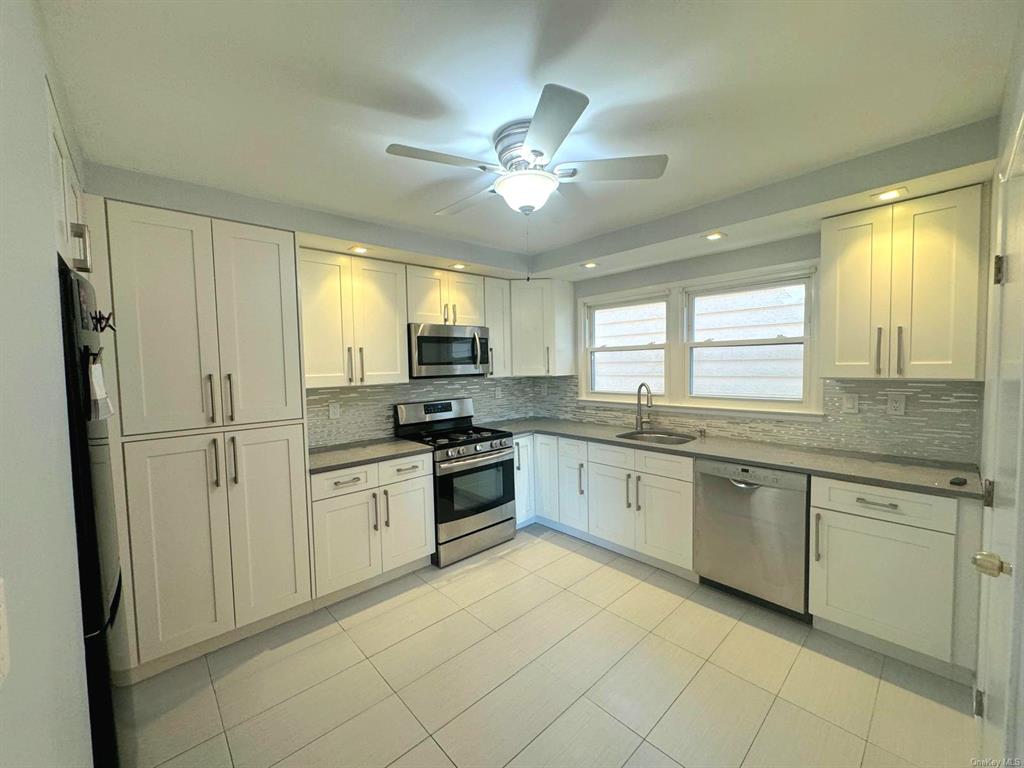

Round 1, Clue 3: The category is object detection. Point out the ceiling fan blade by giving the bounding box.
[554,154,669,182]
[386,144,501,173]
[434,185,499,216]
[523,84,589,162]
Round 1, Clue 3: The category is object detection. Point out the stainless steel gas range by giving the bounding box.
[394,398,515,567]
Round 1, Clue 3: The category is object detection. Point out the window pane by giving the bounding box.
[690,344,804,400]
[692,284,805,342]
[591,349,665,395]
[593,301,667,346]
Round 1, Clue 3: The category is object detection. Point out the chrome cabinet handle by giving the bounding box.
[333,476,361,487]
[372,492,379,531]
[515,443,521,470]
[70,222,92,272]
[453,304,457,325]
[211,439,221,487]
[230,436,240,484]
[545,346,551,374]
[625,473,632,509]
[226,372,236,421]
[383,489,391,527]
[636,475,642,511]
[896,326,905,376]
[395,464,419,473]
[855,496,900,511]
[489,347,495,375]
[206,373,217,422]
[443,303,449,324]
[814,512,822,562]
[578,463,584,495]
[473,332,481,366]
[359,347,365,383]
[875,327,883,375]
[347,347,354,384]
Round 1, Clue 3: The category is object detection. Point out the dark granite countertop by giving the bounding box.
[481,418,983,501]
[309,438,431,474]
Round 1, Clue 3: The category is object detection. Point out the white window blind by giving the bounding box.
[588,300,667,395]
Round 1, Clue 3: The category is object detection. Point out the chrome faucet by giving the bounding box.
[636,382,653,431]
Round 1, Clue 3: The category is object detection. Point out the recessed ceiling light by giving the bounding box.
[704,231,726,241]
[871,187,908,202]
[451,263,466,270]
[351,246,368,254]
[583,262,598,269]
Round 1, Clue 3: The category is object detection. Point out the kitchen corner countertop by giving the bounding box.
[481,418,984,501]
[309,438,431,474]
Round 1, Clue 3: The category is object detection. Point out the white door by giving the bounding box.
[977,128,1024,758]
[557,452,588,532]
[533,434,559,521]
[511,280,549,375]
[213,220,303,424]
[809,507,955,660]
[513,436,534,523]
[636,474,693,570]
[890,186,981,379]
[351,257,409,385]
[225,424,311,627]
[312,488,383,595]
[125,435,234,661]
[449,272,485,327]
[380,474,435,571]
[407,265,449,325]
[819,206,893,378]
[109,202,221,433]
[299,249,355,388]
[484,278,512,377]
[587,462,633,548]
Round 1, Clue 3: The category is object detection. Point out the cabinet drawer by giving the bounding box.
[311,463,379,501]
[378,453,432,484]
[588,442,635,470]
[810,477,956,534]
[557,437,588,460]
[636,450,693,482]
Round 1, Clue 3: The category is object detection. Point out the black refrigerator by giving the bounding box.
[58,257,121,765]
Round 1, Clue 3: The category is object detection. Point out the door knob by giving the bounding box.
[972,551,1013,578]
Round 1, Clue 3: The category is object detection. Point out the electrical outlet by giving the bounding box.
[328,403,342,419]
[494,387,504,400]
[0,578,9,687]
[886,394,906,416]
[540,382,549,397]
[841,394,859,414]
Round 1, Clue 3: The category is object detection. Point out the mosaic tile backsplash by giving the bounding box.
[307,376,983,465]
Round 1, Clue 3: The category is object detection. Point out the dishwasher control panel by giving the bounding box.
[695,459,806,490]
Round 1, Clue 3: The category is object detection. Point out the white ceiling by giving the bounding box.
[41,0,1019,256]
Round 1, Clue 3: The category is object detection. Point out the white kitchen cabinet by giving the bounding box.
[213,220,303,424]
[47,85,87,269]
[125,434,235,662]
[635,472,693,570]
[809,506,955,660]
[109,202,222,434]
[587,462,634,548]
[350,257,409,385]
[225,425,311,627]
[819,186,981,379]
[513,435,534,523]
[484,277,513,377]
[510,279,575,376]
[380,474,435,572]
[557,439,588,532]
[534,434,559,522]
[299,249,355,388]
[406,266,485,326]
[313,488,383,594]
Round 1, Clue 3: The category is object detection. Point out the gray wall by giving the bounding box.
[0,1,93,764]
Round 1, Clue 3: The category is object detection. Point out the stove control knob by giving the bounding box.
[502,437,512,447]
[491,440,501,449]
[446,448,457,458]
[458,446,469,456]
[475,444,485,452]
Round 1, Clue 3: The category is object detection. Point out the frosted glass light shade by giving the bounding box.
[494,170,559,214]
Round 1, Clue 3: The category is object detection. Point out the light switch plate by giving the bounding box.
[841,394,859,414]
[886,394,907,416]
[328,403,342,420]
[0,578,9,687]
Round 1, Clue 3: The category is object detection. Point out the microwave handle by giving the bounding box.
[473,332,481,367]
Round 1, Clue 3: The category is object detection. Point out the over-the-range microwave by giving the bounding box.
[408,323,491,378]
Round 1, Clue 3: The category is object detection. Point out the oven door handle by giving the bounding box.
[436,447,514,476]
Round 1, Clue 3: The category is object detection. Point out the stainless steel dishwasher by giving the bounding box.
[694,459,809,613]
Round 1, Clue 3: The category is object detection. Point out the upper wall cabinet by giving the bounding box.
[109,202,302,434]
[819,185,981,379]
[47,85,87,270]
[510,279,576,376]
[299,249,409,388]
[407,265,485,326]
[484,277,512,377]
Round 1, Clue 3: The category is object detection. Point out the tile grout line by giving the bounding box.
[203,654,235,768]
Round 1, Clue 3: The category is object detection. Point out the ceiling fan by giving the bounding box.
[386,84,669,216]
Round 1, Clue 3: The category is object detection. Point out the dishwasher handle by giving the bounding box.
[728,478,761,490]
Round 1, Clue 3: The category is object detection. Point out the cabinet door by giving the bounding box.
[351,257,409,385]
[819,206,893,378]
[484,278,513,377]
[299,249,355,388]
[47,95,71,259]
[636,474,693,570]
[213,220,302,424]
[109,202,221,433]
[226,425,311,627]
[890,185,981,379]
[125,435,234,661]
[511,280,549,375]
[557,451,588,532]
[534,434,559,521]
[312,488,383,595]
[449,272,485,326]
[381,475,435,571]
[513,436,534,523]
[587,463,633,548]
[809,507,955,660]
[407,265,449,325]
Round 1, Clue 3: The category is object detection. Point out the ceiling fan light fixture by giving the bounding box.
[494,169,559,215]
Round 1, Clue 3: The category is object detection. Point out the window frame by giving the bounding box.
[584,294,670,398]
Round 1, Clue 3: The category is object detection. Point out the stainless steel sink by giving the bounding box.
[615,430,696,445]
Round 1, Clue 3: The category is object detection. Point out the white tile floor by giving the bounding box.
[115,524,978,768]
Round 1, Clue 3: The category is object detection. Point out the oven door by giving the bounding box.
[409,323,490,378]
[434,449,515,543]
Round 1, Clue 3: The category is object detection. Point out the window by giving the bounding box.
[686,281,808,401]
[587,299,667,395]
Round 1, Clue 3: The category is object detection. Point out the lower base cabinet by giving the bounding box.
[380,475,435,571]
[557,439,589,531]
[534,434,559,521]
[588,463,635,548]
[513,436,534,523]
[635,472,693,571]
